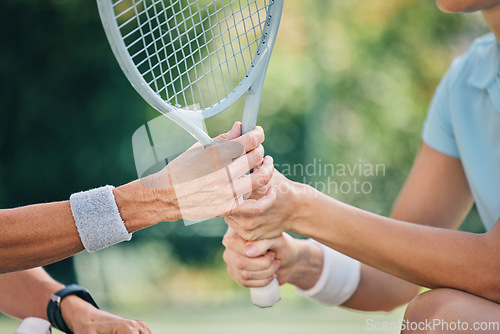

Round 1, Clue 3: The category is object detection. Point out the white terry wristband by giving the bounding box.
[295,240,360,306]
[70,185,132,253]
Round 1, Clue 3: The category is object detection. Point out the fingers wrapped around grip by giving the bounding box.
[229,155,274,199]
[224,186,278,241]
[227,125,265,153]
[211,125,265,169]
[166,154,274,221]
[223,245,279,288]
[213,122,265,152]
[222,229,285,288]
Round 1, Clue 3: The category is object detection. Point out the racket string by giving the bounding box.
[112,0,273,111]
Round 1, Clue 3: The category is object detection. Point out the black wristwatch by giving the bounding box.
[46,284,99,334]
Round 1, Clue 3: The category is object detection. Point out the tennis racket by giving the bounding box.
[97,0,283,308]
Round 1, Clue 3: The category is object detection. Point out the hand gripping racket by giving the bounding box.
[97,0,283,307]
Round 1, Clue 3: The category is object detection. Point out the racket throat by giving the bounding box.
[241,60,270,135]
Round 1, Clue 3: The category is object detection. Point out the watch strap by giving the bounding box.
[46,284,99,334]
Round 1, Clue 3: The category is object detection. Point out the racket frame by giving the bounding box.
[97,0,283,146]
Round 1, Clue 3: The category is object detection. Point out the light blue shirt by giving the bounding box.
[422,32,500,231]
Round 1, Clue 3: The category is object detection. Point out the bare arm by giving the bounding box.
[291,145,496,301]
[1,124,274,273]
[0,267,64,320]
[0,267,152,333]
[227,144,491,307]
[344,143,473,311]
[291,196,497,300]
[0,180,168,272]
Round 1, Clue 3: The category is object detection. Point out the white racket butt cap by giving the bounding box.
[250,277,281,308]
[14,317,51,334]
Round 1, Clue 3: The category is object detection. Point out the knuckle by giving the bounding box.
[240,270,251,281]
[237,231,245,240]
[255,127,264,141]
[235,258,246,270]
[252,206,264,216]
[240,231,252,241]
[247,231,260,241]
[241,215,254,225]
[256,145,265,160]
[254,174,268,188]
[262,164,273,177]
[230,217,244,228]
[245,205,264,217]
[125,320,137,327]
[246,219,259,230]
[249,148,263,166]
[249,134,258,149]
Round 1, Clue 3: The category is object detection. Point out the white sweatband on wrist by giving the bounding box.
[295,240,360,306]
[70,185,132,253]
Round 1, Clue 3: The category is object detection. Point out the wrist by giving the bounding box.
[113,177,179,232]
[294,241,361,306]
[60,295,96,332]
[286,239,323,290]
[47,284,99,333]
[286,182,316,233]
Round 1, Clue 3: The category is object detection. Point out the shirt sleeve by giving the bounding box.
[421,66,460,158]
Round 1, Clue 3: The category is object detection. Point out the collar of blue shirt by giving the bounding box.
[467,32,500,89]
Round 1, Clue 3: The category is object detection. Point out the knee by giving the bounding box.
[402,288,463,334]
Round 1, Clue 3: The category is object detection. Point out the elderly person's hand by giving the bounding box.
[116,122,276,225]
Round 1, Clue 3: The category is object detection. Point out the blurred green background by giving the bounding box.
[0,0,489,332]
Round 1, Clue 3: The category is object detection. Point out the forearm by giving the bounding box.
[291,188,498,301]
[0,202,83,272]
[0,267,118,333]
[0,267,63,319]
[0,180,170,273]
[287,238,419,311]
[342,264,420,312]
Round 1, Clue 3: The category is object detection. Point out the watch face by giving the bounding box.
[50,294,61,305]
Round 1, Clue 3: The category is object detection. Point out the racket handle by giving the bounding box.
[250,277,281,308]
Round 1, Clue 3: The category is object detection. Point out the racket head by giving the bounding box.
[97,0,283,124]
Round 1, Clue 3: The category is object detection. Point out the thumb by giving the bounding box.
[214,122,242,142]
[227,121,242,139]
[244,234,284,258]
